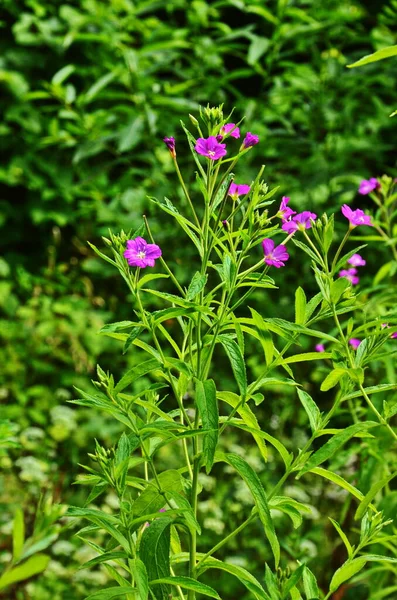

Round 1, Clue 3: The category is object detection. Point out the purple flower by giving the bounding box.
[220,123,240,138]
[262,238,289,268]
[242,132,259,148]
[339,268,359,285]
[163,137,176,157]
[315,344,325,353]
[391,332,397,339]
[228,183,251,199]
[281,211,317,234]
[278,196,296,221]
[358,178,380,195]
[349,338,361,350]
[347,253,366,267]
[124,237,162,269]
[195,136,227,160]
[341,205,373,227]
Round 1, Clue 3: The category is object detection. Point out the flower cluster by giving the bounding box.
[338,253,366,286]
[193,123,259,161]
[358,177,380,195]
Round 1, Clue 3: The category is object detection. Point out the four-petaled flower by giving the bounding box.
[220,123,240,138]
[243,132,259,148]
[278,196,296,221]
[358,178,380,195]
[228,183,251,199]
[282,211,317,234]
[262,238,289,268]
[339,268,359,285]
[347,253,366,267]
[124,237,162,268]
[195,136,227,160]
[341,205,373,227]
[315,343,325,353]
[163,136,176,157]
[349,338,361,349]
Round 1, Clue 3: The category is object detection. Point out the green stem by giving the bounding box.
[330,228,351,273]
[173,157,201,229]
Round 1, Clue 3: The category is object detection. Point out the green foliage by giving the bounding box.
[1,0,397,599]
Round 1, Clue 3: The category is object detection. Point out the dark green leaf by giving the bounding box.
[218,334,247,398]
[195,379,219,473]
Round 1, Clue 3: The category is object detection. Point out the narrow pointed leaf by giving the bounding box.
[195,379,218,473]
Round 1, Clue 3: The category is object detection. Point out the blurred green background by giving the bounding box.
[1,0,396,598]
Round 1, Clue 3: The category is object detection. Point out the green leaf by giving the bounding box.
[0,554,50,591]
[360,554,397,563]
[12,509,25,562]
[218,335,247,398]
[225,453,280,566]
[130,559,149,600]
[330,277,350,303]
[218,391,267,462]
[123,327,142,354]
[133,471,183,517]
[83,71,118,104]
[297,389,321,433]
[329,558,367,593]
[140,517,172,600]
[186,272,207,301]
[329,518,353,559]
[355,473,397,521]
[51,64,75,85]
[222,254,237,291]
[299,422,378,475]
[347,45,397,68]
[295,287,307,325]
[302,566,319,600]
[79,551,127,570]
[84,588,137,600]
[320,368,347,392]
[100,321,138,333]
[197,556,271,600]
[343,384,397,401]
[250,308,274,365]
[282,564,305,599]
[309,467,364,502]
[151,576,220,599]
[247,35,270,65]
[137,273,169,289]
[283,352,332,364]
[195,379,219,473]
[114,359,161,394]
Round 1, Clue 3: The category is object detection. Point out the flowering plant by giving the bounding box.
[69,107,397,600]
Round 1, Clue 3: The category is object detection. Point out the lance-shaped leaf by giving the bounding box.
[186,271,207,301]
[150,576,220,599]
[299,422,378,476]
[218,334,247,398]
[84,588,138,599]
[295,287,307,325]
[139,517,173,600]
[354,472,397,521]
[133,470,183,517]
[224,453,280,566]
[130,559,149,600]
[297,389,321,433]
[114,359,162,394]
[195,379,218,473]
[329,558,367,593]
[197,556,270,600]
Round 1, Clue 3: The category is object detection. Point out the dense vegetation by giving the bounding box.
[1,1,396,599]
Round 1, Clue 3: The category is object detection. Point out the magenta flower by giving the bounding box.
[347,253,366,267]
[228,183,251,199]
[392,332,397,339]
[358,178,380,195]
[262,238,289,268]
[383,324,397,339]
[163,136,176,157]
[220,123,240,138]
[349,338,361,350]
[341,205,373,227]
[315,344,325,353]
[277,196,296,221]
[195,136,227,160]
[339,268,359,285]
[243,132,259,148]
[124,237,162,268]
[282,211,317,234]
